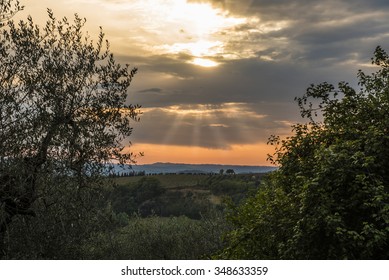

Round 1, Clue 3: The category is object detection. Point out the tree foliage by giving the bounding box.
[83,213,228,260]
[0,3,140,258]
[218,46,389,259]
[0,0,23,26]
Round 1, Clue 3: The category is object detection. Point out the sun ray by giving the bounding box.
[161,112,186,146]
[207,114,229,150]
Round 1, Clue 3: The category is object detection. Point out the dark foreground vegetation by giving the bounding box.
[4,173,261,259]
[1,1,388,259]
[216,48,389,260]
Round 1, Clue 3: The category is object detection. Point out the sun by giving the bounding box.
[191,58,219,67]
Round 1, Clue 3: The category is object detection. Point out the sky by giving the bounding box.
[16,0,389,165]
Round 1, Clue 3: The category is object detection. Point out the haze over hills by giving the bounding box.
[113,162,277,175]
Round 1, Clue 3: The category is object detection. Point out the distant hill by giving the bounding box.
[113,162,277,175]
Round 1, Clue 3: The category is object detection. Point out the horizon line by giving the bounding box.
[131,161,277,167]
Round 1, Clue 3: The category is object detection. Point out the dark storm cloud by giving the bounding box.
[192,0,389,18]
[129,54,355,108]
[189,0,389,63]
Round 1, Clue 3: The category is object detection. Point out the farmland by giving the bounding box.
[109,173,266,219]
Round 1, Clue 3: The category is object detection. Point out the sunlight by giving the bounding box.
[161,103,268,119]
[191,58,219,67]
[157,0,246,37]
[153,103,268,153]
[162,0,244,36]
[162,40,221,67]
[165,40,224,57]
[114,0,246,64]
[162,105,213,117]
[161,111,186,146]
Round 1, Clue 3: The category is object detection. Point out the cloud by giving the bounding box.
[187,0,389,65]
[20,0,389,163]
[113,0,389,155]
[137,88,163,94]
[129,55,345,106]
[130,102,294,149]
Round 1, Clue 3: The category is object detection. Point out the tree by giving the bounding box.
[218,46,389,259]
[0,5,140,258]
[225,169,235,175]
[0,0,23,25]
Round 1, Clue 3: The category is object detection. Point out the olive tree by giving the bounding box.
[0,0,23,25]
[218,46,389,259]
[0,4,140,257]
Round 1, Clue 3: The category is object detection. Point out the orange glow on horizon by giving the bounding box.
[127,142,276,166]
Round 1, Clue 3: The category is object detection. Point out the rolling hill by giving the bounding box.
[113,162,277,175]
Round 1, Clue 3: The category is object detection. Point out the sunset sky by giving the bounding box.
[17,0,389,165]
